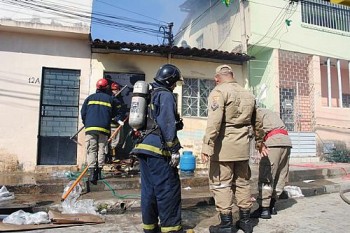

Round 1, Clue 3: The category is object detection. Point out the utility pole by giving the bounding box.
[160,22,174,46]
[166,22,174,46]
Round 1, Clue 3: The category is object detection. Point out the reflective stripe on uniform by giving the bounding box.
[85,127,110,134]
[134,143,171,156]
[88,100,112,107]
[209,183,232,190]
[143,223,157,230]
[165,138,179,148]
[161,225,182,232]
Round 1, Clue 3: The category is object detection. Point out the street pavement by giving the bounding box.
[1,161,350,232]
[24,192,350,233]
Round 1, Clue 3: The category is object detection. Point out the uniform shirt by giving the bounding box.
[255,108,292,148]
[112,95,127,123]
[132,82,181,157]
[81,90,118,136]
[202,79,256,161]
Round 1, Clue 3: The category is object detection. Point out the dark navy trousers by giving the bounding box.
[138,154,182,232]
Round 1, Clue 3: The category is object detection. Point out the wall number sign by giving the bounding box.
[28,77,40,84]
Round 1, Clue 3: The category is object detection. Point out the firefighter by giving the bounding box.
[81,78,120,185]
[201,65,257,233]
[252,108,292,219]
[107,82,127,163]
[130,64,184,233]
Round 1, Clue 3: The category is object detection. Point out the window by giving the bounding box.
[196,34,204,49]
[182,78,215,117]
[301,0,350,32]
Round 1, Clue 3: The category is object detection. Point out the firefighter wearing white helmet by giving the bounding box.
[130,64,185,233]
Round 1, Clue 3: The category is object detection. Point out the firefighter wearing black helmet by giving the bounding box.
[131,64,185,233]
[81,78,122,185]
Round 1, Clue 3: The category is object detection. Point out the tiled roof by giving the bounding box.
[91,39,251,64]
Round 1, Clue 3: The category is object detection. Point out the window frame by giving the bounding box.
[181,77,215,118]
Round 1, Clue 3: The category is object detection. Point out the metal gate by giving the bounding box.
[38,68,80,165]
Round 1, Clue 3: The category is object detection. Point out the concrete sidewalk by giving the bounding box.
[1,161,350,213]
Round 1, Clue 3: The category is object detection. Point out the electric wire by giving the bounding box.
[248,1,292,54]
[0,0,166,38]
[95,0,168,24]
[251,3,299,57]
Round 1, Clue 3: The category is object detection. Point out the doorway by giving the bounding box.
[38,68,80,165]
[104,72,145,159]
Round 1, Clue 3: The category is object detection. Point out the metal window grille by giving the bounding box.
[301,0,350,32]
[182,78,215,117]
[40,68,80,136]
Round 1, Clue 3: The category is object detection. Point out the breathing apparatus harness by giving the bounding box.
[132,85,183,151]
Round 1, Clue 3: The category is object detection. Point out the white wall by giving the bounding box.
[0,31,91,171]
[249,0,350,60]
[0,0,92,35]
[175,0,242,52]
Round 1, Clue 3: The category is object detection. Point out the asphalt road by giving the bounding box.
[22,192,350,233]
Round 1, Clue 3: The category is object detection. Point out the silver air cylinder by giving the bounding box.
[129,80,149,130]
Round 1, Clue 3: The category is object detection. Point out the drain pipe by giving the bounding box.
[336,60,343,108]
[327,58,332,107]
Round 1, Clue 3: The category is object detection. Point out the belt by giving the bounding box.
[263,129,288,141]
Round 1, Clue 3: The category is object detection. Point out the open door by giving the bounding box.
[104,72,145,159]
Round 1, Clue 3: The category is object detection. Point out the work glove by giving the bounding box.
[169,152,180,167]
[117,120,124,126]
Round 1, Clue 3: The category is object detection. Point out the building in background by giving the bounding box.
[175,0,350,159]
[0,0,93,171]
[90,40,250,162]
[0,0,250,172]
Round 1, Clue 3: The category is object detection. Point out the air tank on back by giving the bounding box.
[129,80,149,130]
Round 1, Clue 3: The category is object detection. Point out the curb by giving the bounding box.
[4,165,350,196]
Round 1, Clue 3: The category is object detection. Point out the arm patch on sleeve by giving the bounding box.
[211,96,219,111]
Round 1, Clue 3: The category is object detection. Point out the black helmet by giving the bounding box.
[154,64,183,87]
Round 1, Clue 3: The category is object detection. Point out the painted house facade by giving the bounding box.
[0,0,250,172]
[0,0,93,171]
[89,40,250,165]
[175,0,350,157]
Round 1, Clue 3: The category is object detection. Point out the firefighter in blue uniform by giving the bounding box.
[131,64,184,233]
[81,78,122,184]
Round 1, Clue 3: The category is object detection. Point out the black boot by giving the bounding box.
[209,213,235,233]
[237,209,253,233]
[97,167,103,180]
[251,206,271,219]
[270,198,277,215]
[89,168,98,185]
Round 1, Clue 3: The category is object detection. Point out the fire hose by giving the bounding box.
[340,188,350,205]
[61,116,130,201]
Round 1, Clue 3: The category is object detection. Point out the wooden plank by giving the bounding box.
[289,132,317,157]
[289,132,316,136]
[0,222,99,232]
[292,149,317,153]
[292,145,317,148]
[292,141,317,145]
